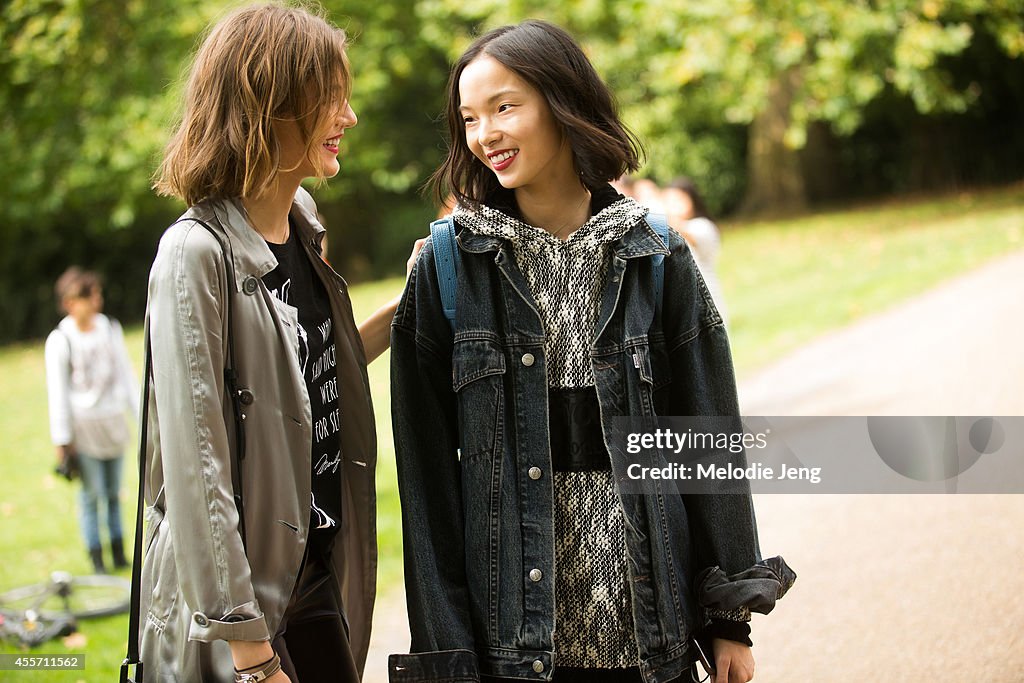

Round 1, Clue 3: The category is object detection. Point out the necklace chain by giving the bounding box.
[548,190,591,240]
[239,200,290,243]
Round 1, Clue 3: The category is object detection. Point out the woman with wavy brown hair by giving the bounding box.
[138,4,418,681]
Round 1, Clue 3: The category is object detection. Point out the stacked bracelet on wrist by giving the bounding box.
[234,652,281,683]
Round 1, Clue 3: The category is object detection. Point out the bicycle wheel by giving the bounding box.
[0,572,131,620]
[0,611,78,648]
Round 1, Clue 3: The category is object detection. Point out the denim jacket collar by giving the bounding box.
[612,219,671,260]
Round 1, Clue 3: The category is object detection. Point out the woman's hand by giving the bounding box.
[711,638,755,683]
[229,641,276,672]
[357,236,429,364]
[228,641,292,682]
[54,444,80,480]
[406,237,427,279]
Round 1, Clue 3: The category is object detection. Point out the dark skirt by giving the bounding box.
[273,531,359,683]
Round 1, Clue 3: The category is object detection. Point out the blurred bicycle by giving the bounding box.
[0,571,130,648]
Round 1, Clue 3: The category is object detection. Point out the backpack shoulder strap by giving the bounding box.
[430,215,460,331]
[646,213,671,309]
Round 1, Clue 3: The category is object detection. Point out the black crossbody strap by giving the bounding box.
[121,217,247,682]
[120,321,151,683]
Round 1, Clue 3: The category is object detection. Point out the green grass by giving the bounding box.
[0,334,136,682]
[347,278,406,596]
[721,184,1024,374]
[1,184,1022,680]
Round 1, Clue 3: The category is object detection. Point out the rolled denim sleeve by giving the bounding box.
[696,557,796,621]
[148,221,267,643]
[390,241,479,678]
[660,231,794,624]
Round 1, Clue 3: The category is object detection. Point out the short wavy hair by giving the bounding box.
[55,267,101,303]
[429,20,643,209]
[155,3,351,205]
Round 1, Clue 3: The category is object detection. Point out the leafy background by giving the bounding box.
[1,0,1022,340]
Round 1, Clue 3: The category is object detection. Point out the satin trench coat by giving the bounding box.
[138,188,377,681]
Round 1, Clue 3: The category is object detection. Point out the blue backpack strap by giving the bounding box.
[430,215,460,330]
[646,212,671,310]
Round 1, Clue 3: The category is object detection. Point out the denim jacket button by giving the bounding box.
[521,353,535,367]
[528,466,542,480]
[532,660,545,673]
[529,568,542,582]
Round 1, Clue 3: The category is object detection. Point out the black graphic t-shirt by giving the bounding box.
[262,224,341,539]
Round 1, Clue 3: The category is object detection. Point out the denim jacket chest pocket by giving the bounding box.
[632,339,672,389]
[452,338,507,461]
[617,337,673,417]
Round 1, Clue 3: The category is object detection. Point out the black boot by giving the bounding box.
[89,546,107,574]
[111,538,129,570]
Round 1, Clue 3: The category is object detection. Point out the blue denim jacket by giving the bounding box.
[389,207,794,683]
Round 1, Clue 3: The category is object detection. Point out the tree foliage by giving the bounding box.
[1,0,1022,340]
[0,0,219,340]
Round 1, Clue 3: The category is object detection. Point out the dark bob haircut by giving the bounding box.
[429,20,644,208]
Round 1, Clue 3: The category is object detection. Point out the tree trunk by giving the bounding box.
[800,121,843,204]
[739,68,808,216]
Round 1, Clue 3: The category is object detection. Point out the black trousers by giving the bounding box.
[272,532,359,683]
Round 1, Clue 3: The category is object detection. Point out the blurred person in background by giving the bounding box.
[664,177,728,325]
[45,267,138,575]
[610,174,635,198]
[630,176,665,213]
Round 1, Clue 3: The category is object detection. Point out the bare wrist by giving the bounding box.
[229,640,275,670]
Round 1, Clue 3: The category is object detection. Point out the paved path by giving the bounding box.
[740,249,1024,682]
[366,249,1024,682]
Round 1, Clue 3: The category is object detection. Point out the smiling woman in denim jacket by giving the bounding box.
[390,20,794,683]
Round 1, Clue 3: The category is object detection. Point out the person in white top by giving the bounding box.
[45,267,138,573]
[628,176,667,214]
[663,177,729,325]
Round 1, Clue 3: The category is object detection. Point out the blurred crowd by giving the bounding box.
[614,176,728,324]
